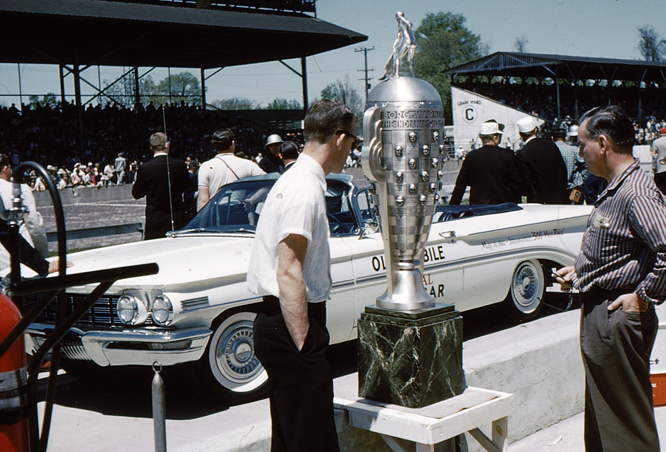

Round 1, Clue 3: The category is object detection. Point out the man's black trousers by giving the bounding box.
[580,288,660,451]
[254,296,340,452]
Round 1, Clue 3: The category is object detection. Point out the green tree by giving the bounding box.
[638,25,665,62]
[211,97,258,110]
[28,93,58,109]
[102,74,157,108]
[413,12,488,123]
[265,98,302,110]
[320,76,363,118]
[155,72,204,106]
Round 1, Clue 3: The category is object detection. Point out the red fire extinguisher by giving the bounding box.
[0,294,29,452]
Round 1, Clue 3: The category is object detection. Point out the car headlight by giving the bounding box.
[152,295,174,326]
[117,294,149,325]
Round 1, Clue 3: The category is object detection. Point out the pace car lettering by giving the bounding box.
[423,273,445,298]
[482,228,565,250]
[423,245,445,263]
[531,228,564,239]
[371,245,445,272]
[430,285,445,298]
[482,240,507,250]
[371,256,387,272]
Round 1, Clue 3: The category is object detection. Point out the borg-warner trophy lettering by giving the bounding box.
[362,12,445,311]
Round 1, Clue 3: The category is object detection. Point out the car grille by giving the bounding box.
[23,292,154,327]
[32,335,92,361]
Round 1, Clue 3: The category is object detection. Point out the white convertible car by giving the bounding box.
[24,173,591,401]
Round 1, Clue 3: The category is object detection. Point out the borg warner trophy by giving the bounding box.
[357,12,463,408]
[362,11,443,311]
[362,73,444,311]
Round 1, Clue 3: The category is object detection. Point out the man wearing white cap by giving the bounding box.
[449,120,521,205]
[516,117,569,204]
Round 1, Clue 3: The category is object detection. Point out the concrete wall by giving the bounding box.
[462,310,584,450]
[33,184,135,207]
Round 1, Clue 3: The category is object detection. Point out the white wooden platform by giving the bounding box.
[334,386,514,452]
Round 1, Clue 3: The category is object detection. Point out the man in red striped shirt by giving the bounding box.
[557,105,666,452]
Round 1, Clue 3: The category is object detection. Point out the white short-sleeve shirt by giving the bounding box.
[0,179,37,272]
[198,153,265,198]
[246,153,332,303]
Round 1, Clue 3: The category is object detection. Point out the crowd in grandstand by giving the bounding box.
[0,101,299,190]
[0,85,664,192]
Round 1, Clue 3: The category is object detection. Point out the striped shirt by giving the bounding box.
[574,159,666,305]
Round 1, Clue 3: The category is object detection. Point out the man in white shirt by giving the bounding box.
[197,129,264,211]
[247,99,358,451]
[0,154,48,258]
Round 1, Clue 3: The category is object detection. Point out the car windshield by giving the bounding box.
[182,176,357,235]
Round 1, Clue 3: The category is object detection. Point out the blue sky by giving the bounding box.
[1,0,665,108]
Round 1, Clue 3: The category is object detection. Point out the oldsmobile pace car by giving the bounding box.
[24,173,592,401]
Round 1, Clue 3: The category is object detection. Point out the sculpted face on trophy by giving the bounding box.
[362,12,445,311]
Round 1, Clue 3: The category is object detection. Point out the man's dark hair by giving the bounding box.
[280,141,300,161]
[0,154,9,171]
[580,106,635,152]
[479,134,498,144]
[211,129,235,151]
[304,99,356,144]
[553,129,567,140]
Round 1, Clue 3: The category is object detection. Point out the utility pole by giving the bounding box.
[356,46,375,105]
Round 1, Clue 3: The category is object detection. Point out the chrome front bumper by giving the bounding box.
[25,323,212,367]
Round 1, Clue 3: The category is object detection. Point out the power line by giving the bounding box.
[355,46,375,105]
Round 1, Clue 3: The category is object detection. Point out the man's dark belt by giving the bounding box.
[262,295,326,316]
[580,286,635,303]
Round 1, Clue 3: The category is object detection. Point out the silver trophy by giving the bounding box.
[362,12,445,311]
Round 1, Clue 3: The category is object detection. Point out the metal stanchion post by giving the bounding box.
[152,361,167,452]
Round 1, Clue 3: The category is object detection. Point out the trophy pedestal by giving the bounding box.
[357,303,464,408]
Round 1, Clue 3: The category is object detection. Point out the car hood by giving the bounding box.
[58,234,255,293]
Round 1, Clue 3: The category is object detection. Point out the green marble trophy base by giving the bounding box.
[357,303,464,408]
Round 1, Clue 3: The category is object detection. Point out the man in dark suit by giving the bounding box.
[516,117,569,204]
[132,132,189,240]
[449,119,521,205]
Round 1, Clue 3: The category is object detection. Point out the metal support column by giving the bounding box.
[555,77,562,122]
[201,67,206,109]
[637,69,647,121]
[73,63,85,156]
[574,80,579,120]
[16,63,23,111]
[168,67,172,105]
[59,65,66,107]
[133,66,140,110]
[301,57,308,115]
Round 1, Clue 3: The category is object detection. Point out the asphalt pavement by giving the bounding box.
[35,353,666,451]
[511,407,666,451]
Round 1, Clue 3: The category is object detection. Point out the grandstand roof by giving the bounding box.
[0,0,367,68]
[447,52,666,84]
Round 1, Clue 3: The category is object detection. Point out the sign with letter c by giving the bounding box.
[463,106,476,124]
